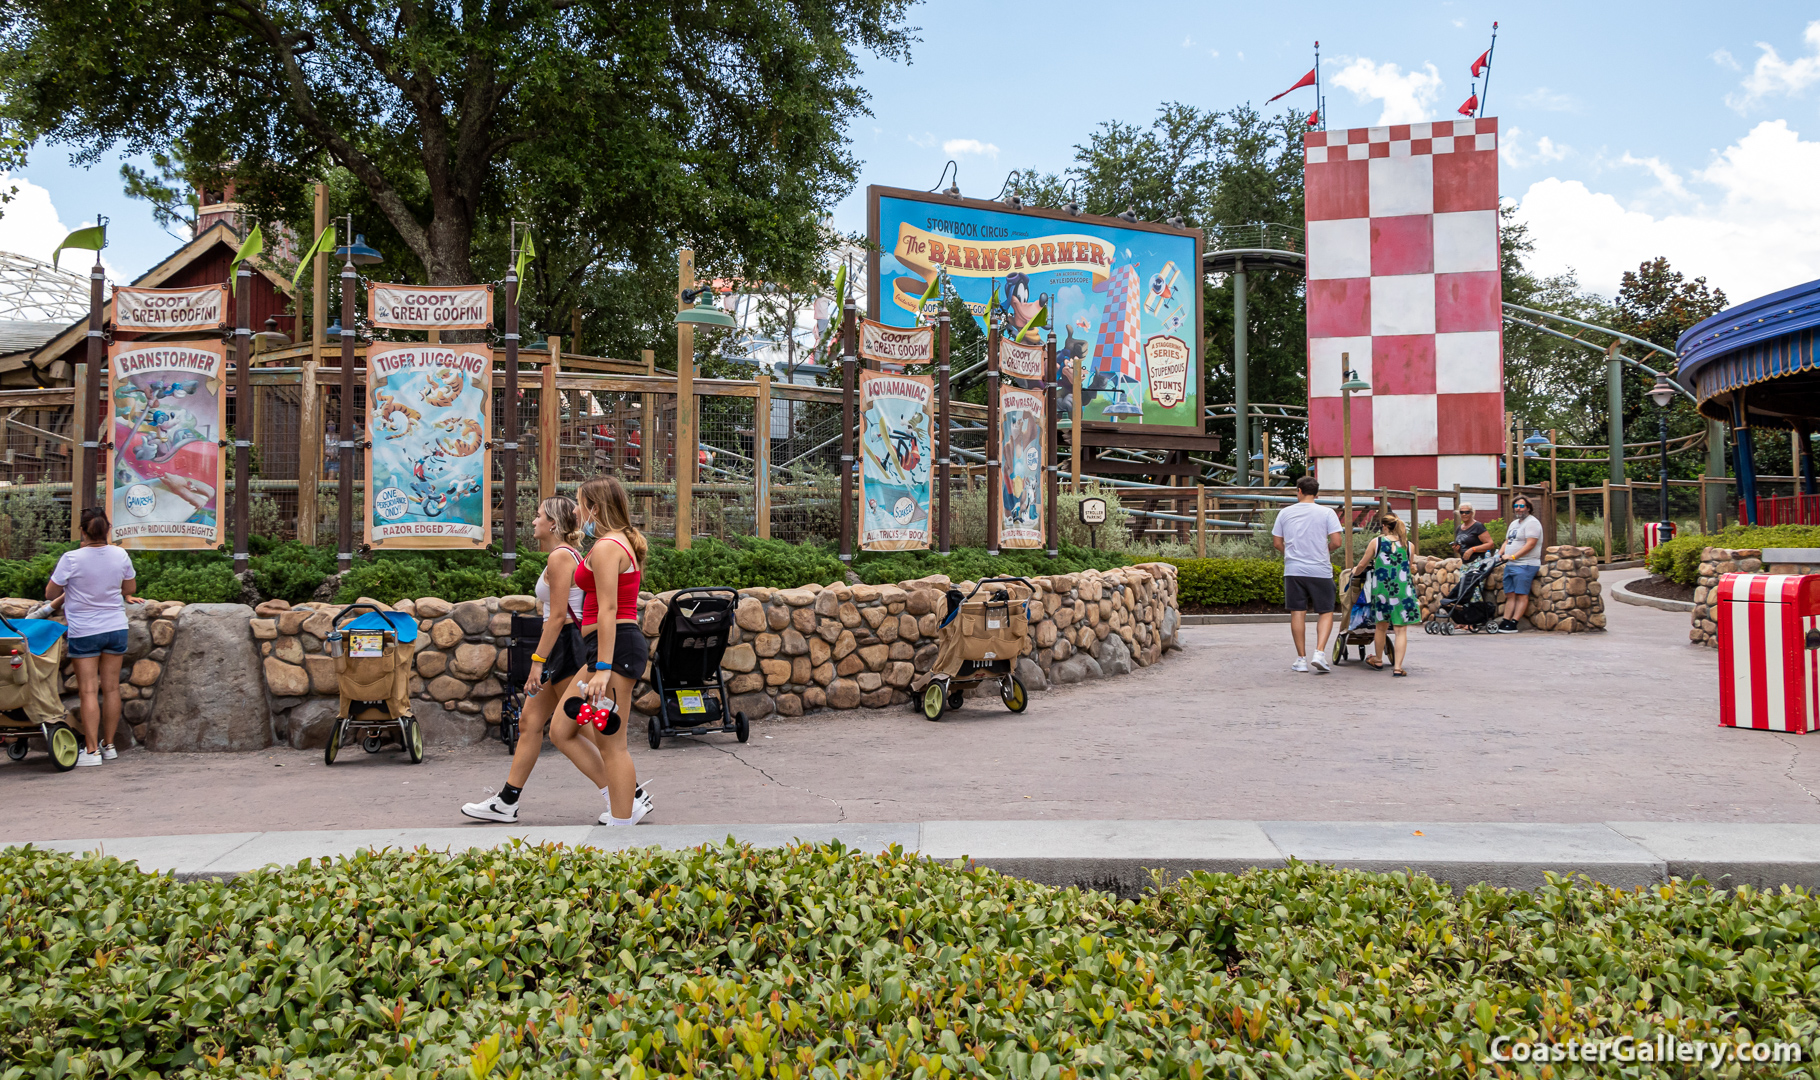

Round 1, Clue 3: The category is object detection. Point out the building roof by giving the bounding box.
[0,320,69,359]
[1677,277,1820,392]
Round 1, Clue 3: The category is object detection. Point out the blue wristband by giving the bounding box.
[593,662,611,671]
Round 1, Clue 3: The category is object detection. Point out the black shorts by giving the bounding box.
[1284,575,1336,613]
[570,621,649,683]
[540,622,588,687]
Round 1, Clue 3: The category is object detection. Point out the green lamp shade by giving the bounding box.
[676,293,737,329]
[1339,375,1370,392]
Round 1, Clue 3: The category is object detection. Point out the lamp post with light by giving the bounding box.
[674,284,737,551]
[332,226,382,571]
[1649,375,1678,534]
[1339,352,1370,566]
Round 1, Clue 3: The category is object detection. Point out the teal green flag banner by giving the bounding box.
[514,231,536,281]
[291,225,336,287]
[229,224,264,294]
[52,224,105,270]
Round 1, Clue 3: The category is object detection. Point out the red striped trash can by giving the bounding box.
[1644,521,1676,558]
[1717,573,1820,733]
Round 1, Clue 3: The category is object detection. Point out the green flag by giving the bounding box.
[914,271,941,325]
[514,231,536,281]
[979,282,999,334]
[52,224,105,270]
[290,225,336,287]
[1018,304,1049,343]
[229,224,264,294]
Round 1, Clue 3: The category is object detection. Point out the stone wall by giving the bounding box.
[1684,548,1820,648]
[253,564,1182,746]
[1409,547,1605,632]
[0,598,185,749]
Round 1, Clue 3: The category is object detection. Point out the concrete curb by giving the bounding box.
[1180,613,1291,625]
[1610,578,1696,613]
[18,820,1820,895]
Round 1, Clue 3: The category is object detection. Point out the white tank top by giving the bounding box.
[535,547,586,621]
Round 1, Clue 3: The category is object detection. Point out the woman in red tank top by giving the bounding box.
[565,476,650,825]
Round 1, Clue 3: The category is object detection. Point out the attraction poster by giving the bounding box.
[368,284,493,330]
[857,369,933,550]
[364,343,492,548]
[998,387,1045,549]
[106,340,227,548]
[112,284,229,333]
[870,186,1201,431]
[998,336,1046,384]
[857,319,934,367]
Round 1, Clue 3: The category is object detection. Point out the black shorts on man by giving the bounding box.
[1284,575,1336,613]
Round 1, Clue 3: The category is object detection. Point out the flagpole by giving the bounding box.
[1314,41,1324,131]
[1478,22,1499,117]
[233,255,252,572]
[338,214,355,572]
[80,241,104,529]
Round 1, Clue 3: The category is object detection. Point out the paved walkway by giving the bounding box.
[6,570,1817,845]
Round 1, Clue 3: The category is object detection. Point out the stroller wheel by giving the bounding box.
[324,720,345,765]
[921,682,946,722]
[647,716,663,750]
[362,734,383,754]
[735,711,750,743]
[405,718,425,764]
[1001,676,1028,714]
[947,690,965,711]
[47,723,80,772]
[6,738,28,761]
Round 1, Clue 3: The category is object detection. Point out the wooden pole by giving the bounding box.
[1196,485,1206,558]
[1538,480,1557,551]
[503,259,521,574]
[79,253,103,532]
[937,310,951,555]
[675,249,695,550]
[298,183,327,547]
[754,370,771,539]
[1550,428,1558,490]
[1070,347,1083,493]
[336,247,355,571]
[1045,327,1058,558]
[539,334,560,504]
[70,361,88,543]
[1341,351,1354,567]
[640,348,655,529]
[837,291,855,561]
[233,262,252,571]
[986,324,1001,556]
[1570,485,1578,547]
[1602,480,1612,563]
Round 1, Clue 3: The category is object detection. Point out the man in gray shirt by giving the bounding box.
[1271,475,1344,672]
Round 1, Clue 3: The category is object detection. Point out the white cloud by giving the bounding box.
[1181,35,1194,48]
[1513,120,1820,299]
[1518,87,1577,112]
[942,138,999,158]
[906,132,937,149]
[1208,49,1220,59]
[0,173,122,286]
[1330,58,1444,125]
[1501,127,1570,168]
[1712,48,1740,71]
[1726,21,1820,111]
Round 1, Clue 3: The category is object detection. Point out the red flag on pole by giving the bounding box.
[1457,93,1479,117]
[1471,49,1491,78]
[1268,69,1317,103]
[1305,110,1320,128]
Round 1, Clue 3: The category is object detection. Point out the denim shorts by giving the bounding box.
[1502,564,1540,596]
[67,629,129,658]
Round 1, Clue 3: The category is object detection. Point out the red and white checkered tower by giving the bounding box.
[1304,118,1504,513]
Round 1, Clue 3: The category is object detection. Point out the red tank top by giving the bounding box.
[575,535,640,626]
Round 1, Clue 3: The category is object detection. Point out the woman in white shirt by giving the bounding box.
[45,509,144,766]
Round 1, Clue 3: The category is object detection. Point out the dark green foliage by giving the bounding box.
[5,844,1816,1077]
[1648,524,1820,585]
[248,541,338,604]
[852,545,1133,585]
[129,551,242,604]
[1157,557,1300,607]
[334,547,547,605]
[0,546,72,602]
[1416,518,1509,560]
[643,537,846,594]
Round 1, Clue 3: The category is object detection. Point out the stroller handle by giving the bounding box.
[331,601,389,632]
[963,575,1036,600]
[667,586,741,603]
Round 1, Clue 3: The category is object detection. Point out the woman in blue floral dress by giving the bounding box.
[1349,512,1419,676]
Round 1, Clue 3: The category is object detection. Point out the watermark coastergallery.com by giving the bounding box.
[1490,1034,1802,1067]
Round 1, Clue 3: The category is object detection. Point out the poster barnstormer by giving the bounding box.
[112,284,229,333]
[368,284,493,330]
[857,319,934,367]
[364,343,492,548]
[858,369,933,550]
[106,340,227,548]
[998,387,1045,549]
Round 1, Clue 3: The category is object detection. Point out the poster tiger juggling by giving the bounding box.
[365,343,493,548]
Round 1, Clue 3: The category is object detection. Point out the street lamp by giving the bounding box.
[1648,375,1678,534]
[1339,353,1370,566]
[676,287,739,329]
[332,215,381,572]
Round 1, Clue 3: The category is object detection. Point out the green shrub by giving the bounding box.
[643,537,846,593]
[4,845,1816,1078]
[1648,524,1820,585]
[333,557,433,605]
[0,546,71,602]
[1157,556,1293,607]
[248,541,336,604]
[133,557,241,604]
[853,544,1133,585]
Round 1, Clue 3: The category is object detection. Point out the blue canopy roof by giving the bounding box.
[0,618,68,656]
[1678,277,1820,404]
[343,610,418,644]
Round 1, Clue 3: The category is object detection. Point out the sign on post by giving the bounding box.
[857,319,934,368]
[106,340,228,548]
[365,343,492,548]
[858,369,934,550]
[367,284,494,330]
[999,388,1045,548]
[1079,496,1108,524]
[112,285,230,333]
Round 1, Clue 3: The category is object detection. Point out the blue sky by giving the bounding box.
[6,1,1820,303]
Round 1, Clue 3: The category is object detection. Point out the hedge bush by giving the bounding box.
[1157,557,1299,607]
[1648,524,1820,586]
[642,537,847,594]
[3,844,1816,1078]
[852,544,1133,586]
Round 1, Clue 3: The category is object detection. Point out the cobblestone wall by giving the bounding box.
[1410,547,1605,631]
[1687,548,1820,648]
[0,598,184,749]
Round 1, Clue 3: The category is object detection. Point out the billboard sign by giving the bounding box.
[364,343,493,548]
[857,370,934,550]
[869,185,1202,432]
[106,340,227,548]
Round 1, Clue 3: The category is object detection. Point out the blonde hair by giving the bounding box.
[577,476,646,568]
[1379,512,1410,546]
[540,495,583,549]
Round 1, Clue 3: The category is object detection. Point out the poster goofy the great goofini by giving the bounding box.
[365,343,492,548]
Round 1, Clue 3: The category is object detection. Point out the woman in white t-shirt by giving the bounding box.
[44,509,143,766]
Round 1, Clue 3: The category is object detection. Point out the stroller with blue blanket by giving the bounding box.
[322,603,423,765]
[0,614,79,770]
[1329,568,1392,668]
[1425,555,1504,635]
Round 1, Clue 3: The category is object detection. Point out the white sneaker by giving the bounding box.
[75,749,104,767]
[599,783,653,825]
[461,794,520,823]
[1291,657,1310,673]
[100,743,118,760]
[1308,652,1332,674]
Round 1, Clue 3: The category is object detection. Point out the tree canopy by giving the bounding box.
[1,0,915,355]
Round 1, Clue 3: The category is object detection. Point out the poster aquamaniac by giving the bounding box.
[106,340,227,548]
[365,343,492,548]
[858,370,933,550]
[870,186,1200,431]
[998,387,1045,549]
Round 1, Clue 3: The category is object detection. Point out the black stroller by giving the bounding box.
[1426,555,1504,635]
[498,613,543,751]
[645,586,750,748]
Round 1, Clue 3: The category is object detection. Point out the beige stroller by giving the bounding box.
[912,576,1035,721]
[0,614,80,770]
[322,604,423,765]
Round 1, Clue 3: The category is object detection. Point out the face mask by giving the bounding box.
[583,520,598,539]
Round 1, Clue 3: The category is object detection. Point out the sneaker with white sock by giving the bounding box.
[461,793,520,823]
[1291,657,1310,673]
[1308,651,1332,674]
[75,749,104,767]
[599,783,653,825]
[100,743,117,760]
